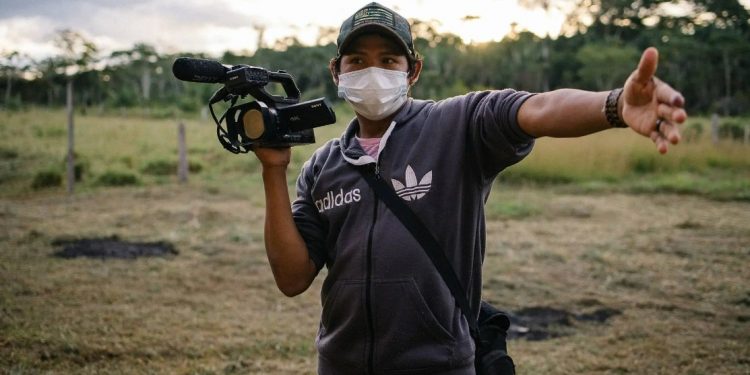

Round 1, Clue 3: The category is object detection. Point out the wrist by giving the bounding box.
[261,165,291,200]
[262,165,289,185]
[603,88,627,128]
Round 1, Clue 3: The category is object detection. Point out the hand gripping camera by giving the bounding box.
[172,57,336,152]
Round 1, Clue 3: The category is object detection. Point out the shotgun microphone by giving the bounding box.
[172,57,229,83]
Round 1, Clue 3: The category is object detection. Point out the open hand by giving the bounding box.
[622,47,688,154]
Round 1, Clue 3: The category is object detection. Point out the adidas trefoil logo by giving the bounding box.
[391,165,432,201]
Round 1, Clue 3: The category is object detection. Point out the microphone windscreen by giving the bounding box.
[172,57,228,83]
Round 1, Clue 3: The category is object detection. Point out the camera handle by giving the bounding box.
[225,66,301,106]
[266,71,301,104]
[245,71,300,106]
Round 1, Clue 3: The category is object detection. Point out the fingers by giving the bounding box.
[656,119,681,145]
[653,80,686,148]
[650,117,682,153]
[657,102,687,125]
[654,78,686,109]
[650,130,669,154]
[633,47,659,86]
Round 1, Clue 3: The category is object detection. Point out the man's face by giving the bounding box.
[339,33,410,74]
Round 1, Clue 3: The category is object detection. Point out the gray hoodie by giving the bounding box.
[292,90,534,375]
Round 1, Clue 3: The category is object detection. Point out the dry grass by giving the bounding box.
[513,128,750,178]
[484,188,750,374]
[499,128,750,202]
[1,185,749,374]
[1,187,322,374]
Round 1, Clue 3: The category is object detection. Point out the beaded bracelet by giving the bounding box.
[604,88,627,128]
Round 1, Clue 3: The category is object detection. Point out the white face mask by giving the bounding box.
[337,67,409,121]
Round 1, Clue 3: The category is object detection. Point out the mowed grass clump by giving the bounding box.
[141,159,204,175]
[31,169,63,189]
[96,170,140,186]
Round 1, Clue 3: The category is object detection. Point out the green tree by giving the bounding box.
[109,43,159,103]
[518,0,574,90]
[575,41,640,90]
[0,51,31,107]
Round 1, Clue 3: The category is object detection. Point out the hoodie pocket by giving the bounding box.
[372,278,465,371]
[317,280,367,367]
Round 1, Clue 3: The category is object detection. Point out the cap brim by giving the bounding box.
[338,24,412,58]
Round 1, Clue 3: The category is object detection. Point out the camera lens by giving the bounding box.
[243,109,265,140]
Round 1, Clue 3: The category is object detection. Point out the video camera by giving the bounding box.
[172,57,336,153]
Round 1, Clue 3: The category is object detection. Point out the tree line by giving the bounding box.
[1,0,748,116]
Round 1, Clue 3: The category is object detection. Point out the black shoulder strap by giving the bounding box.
[357,166,480,340]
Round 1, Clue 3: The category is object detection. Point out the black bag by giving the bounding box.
[476,302,515,374]
[358,167,515,375]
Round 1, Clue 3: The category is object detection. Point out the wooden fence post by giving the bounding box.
[177,122,188,183]
[744,125,749,145]
[66,79,75,195]
[711,113,719,144]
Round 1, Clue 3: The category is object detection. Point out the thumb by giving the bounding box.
[633,47,659,85]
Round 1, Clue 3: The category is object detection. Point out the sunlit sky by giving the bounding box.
[0,0,573,60]
[1,0,749,60]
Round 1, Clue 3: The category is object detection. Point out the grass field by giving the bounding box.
[1,107,749,201]
[1,107,749,374]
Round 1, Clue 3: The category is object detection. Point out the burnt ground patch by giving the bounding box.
[52,236,178,259]
[508,306,622,341]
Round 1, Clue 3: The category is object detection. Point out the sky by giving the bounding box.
[1,0,749,61]
[0,0,572,60]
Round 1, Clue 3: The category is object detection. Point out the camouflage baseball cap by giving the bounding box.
[336,2,416,59]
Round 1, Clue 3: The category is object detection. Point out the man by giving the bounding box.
[253,2,687,374]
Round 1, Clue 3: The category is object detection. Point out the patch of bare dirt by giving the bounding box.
[508,306,622,341]
[52,236,177,259]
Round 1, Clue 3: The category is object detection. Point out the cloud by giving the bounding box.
[0,17,59,58]
[0,0,263,58]
[0,0,151,22]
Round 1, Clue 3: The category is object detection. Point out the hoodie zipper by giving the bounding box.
[364,163,379,375]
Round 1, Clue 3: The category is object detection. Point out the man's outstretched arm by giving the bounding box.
[518,47,687,154]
